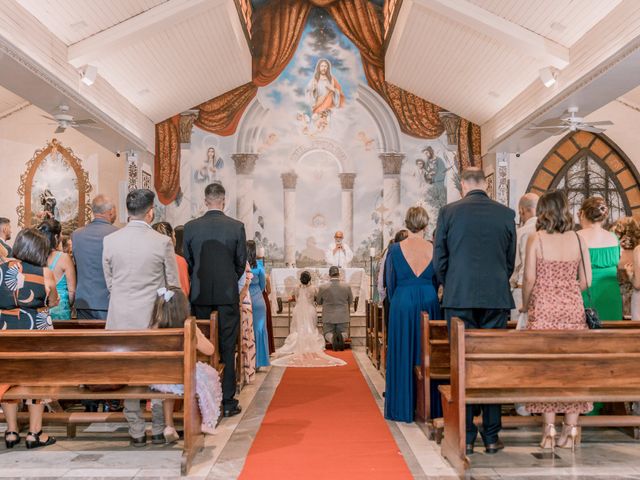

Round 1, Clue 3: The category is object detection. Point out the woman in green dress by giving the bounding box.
[578,197,623,321]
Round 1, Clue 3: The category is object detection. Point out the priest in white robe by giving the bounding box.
[325,231,353,268]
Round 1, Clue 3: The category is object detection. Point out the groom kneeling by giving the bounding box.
[317,266,353,351]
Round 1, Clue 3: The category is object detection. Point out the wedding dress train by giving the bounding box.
[271,285,346,367]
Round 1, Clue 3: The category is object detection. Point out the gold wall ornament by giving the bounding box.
[17,138,93,231]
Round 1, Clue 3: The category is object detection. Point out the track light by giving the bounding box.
[539,67,557,88]
[80,65,98,86]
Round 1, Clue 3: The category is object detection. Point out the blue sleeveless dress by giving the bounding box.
[384,243,441,422]
[49,252,71,320]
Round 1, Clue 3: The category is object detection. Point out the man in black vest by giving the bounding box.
[183,183,247,417]
[433,168,516,455]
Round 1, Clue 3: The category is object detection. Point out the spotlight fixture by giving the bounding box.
[539,67,557,88]
[80,65,98,86]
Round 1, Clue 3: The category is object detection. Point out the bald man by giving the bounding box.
[510,193,539,318]
[72,194,118,320]
[325,231,353,268]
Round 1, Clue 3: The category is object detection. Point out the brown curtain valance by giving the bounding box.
[155,0,481,205]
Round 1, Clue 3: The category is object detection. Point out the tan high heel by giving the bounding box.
[540,423,556,452]
[558,423,578,452]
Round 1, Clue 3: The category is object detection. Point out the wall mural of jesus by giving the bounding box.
[306,58,345,133]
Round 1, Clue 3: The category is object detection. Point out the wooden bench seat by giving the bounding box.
[439,319,640,474]
[416,313,640,440]
[439,385,640,405]
[0,319,203,475]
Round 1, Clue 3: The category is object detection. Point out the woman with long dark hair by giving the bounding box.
[0,228,59,449]
[247,241,270,368]
[38,218,75,320]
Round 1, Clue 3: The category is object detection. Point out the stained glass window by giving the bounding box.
[553,154,628,223]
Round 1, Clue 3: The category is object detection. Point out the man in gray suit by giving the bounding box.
[72,195,118,320]
[317,266,353,351]
[102,189,179,446]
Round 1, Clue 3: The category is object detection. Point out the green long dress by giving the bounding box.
[582,244,623,321]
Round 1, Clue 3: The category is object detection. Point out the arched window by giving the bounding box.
[527,131,640,222]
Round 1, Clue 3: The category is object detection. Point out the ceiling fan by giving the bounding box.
[525,106,613,137]
[41,104,101,134]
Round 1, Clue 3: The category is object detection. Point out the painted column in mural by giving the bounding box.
[380,153,405,245]
[281,172,298,266]
[232,153,258,239]
[339,173,356,250]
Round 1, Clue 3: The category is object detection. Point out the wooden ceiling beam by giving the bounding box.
[414,0,570,69]
[67,0,225,68]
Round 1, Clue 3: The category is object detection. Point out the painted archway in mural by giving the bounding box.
[527,131,640,220]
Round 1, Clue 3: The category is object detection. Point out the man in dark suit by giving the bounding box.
[183,183,247,417]
[433,168,516,455]
[72,195,118,320]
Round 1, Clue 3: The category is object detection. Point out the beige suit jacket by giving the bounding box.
[103,221,179,330]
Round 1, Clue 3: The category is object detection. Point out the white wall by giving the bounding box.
[0,104,127,236]
[508,99,640,212]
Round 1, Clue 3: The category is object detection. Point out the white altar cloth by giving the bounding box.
[269,267,368,315]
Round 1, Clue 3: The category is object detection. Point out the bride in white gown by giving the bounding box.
[271,271,346,367]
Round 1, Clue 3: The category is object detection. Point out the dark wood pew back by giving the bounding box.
[440,319,640,474]
[417,314,640,433]
[52,314,221,371]
[0,319,203,474]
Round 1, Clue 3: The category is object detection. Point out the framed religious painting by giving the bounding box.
[17,138,93,231]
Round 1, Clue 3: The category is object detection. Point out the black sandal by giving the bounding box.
[25,430,56,449]
[4,431,20,448]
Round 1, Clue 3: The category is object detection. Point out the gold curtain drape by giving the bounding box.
[154,0,481,204]
[195,0,311,135]
[154,115,181,204]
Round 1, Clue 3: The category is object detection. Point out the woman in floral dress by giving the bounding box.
[521,191,593,452]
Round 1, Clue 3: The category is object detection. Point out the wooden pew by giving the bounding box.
[375,303,386,376]
[52,314,221,372]
[0,319,203,475]
[366,301,384,368]
[417,314,640,441]
[439,319,640,475]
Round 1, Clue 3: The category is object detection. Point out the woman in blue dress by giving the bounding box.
[38,219,75,320]
[385,206,441,422]
[247,241,270,368]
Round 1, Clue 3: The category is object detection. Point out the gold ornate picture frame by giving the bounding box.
[17,138,93,231]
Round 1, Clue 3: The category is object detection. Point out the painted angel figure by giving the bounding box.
[306,58,345,132]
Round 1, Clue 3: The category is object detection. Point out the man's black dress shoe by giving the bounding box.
[465,444,474,455]
[131,436,147,447]
[484,438,504,454]
[151,434,165,445]
[331,333,339,351]
[223,405,242,418]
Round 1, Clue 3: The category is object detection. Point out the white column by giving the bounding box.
[379,153,405,245]
[339,173,356,249]
[281,172,298,267]
[232,153,258,239]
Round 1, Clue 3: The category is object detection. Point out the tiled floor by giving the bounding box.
[3,349,640,479]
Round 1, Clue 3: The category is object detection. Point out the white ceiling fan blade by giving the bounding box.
[586,120,614,126]
[533,117,566,128]
[75,124,102,130]
[578,125,604,134]
[527,125,565,130]
[40,114,57,121]
[54,126,66,134]
[523,127,567,138]
[73,118,97,125]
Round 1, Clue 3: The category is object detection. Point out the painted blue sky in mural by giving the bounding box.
[265,8,366,112]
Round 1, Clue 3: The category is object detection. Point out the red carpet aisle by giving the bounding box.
[239,351,413,479]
